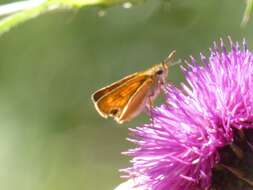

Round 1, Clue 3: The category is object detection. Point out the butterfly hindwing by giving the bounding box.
[117,78,154,123]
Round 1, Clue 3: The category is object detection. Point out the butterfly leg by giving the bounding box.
[161,82,173,108]
[146,96,155,127]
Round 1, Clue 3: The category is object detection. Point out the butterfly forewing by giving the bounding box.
[92,73,138,102]
[93,74,150,118]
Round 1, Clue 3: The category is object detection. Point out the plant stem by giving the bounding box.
[0,0,143,36]
[242,0,253,27]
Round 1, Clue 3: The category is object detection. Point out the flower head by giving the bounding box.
[117,38,253,190]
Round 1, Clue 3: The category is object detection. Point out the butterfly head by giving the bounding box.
[154,50,176,84]
[152,64,167,86]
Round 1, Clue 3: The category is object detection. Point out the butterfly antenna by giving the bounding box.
[162,50,180,67]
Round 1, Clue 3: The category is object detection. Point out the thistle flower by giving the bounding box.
[115,38,253,190]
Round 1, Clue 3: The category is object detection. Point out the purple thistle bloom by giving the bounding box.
[116,38,253,190]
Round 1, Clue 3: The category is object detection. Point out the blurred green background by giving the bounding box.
[0,0,252,189]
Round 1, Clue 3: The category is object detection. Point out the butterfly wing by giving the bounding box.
[92,73,138,102]
[93,74,150,119]
[116,78,154,123]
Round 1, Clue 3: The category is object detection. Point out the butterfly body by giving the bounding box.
[91,51,176,124]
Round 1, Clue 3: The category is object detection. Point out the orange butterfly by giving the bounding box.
[91,51,176,124]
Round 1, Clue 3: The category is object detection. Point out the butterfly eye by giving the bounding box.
[156,69,163,75]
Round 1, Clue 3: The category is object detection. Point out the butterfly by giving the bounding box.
[91,50,176,124]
